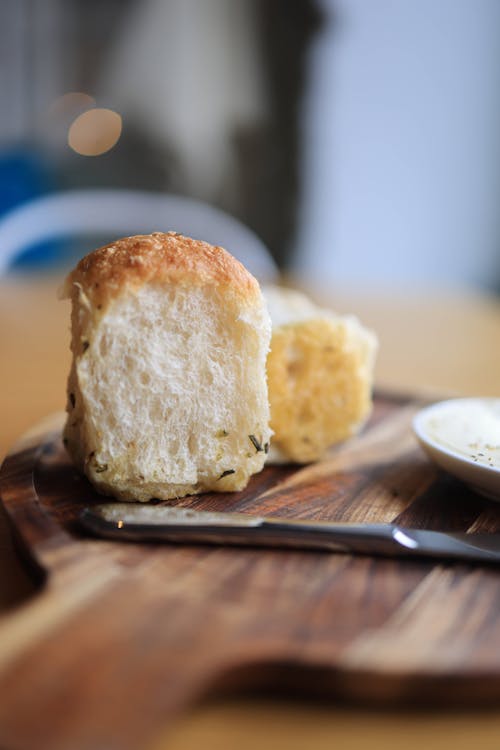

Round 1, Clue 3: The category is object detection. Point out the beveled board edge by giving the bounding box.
[0,413,72,578]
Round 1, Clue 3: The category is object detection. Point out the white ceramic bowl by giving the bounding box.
[413,398,500,502]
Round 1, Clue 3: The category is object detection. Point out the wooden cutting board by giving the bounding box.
[2,392,500,750]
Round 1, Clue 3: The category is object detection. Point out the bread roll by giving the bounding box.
[62,232,272,501]
[264,286,377,463]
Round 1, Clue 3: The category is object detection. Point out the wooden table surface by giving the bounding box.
[1,274,500,750]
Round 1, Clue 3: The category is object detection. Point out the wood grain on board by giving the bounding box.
[1,393,500,750]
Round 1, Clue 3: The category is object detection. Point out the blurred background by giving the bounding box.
[1,0,500,291]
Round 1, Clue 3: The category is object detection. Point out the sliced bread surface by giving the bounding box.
[62,232,271,501]
[264,285,377,463]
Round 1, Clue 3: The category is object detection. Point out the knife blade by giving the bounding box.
[79,503,500,564]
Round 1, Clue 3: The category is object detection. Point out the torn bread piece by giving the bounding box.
[264,285,377,463]
[62,232,272,501]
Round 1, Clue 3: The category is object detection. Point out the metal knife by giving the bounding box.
[79,503,500,564]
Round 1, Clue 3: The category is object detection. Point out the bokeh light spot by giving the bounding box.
[68,108,122,156]
[48,92,96,119]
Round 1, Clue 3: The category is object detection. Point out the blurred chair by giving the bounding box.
[0,188,278,281]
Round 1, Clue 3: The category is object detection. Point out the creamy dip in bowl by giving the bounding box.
[413,398,500,502]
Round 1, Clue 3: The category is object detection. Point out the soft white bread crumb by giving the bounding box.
[62,232,272,501]
[264,285,377,463]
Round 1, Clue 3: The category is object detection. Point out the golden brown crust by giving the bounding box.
[61,232,260,309]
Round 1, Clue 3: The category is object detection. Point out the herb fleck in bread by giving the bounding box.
[264,286,377,463]
[62,232,272,501]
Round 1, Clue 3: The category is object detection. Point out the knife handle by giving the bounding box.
[80,507,403,556]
